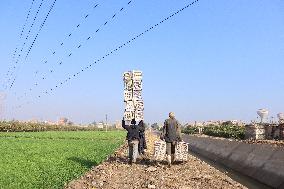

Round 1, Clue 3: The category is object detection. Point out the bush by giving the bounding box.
[182,126,199,134]
[203,125,245,140]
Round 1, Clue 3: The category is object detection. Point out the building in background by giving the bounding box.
[115,120,122,129]
[96,122,104,129]
[58,117,68,125]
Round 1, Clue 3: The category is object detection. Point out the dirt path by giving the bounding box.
[66,132,247,189]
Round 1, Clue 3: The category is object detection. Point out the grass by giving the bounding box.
[0,131,126,189]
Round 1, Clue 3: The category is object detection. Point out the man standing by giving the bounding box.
[138,121,147,155]
[122,118,144,164]
[161,112,182,167]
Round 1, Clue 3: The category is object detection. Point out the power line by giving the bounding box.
[7,0,44,85]
[9,0,58,89]
[6,0,46,89]
[12,0,35,60]
[34,2,99,75]
[14,0,200,109]
[25,0,57,59]
[4,0,38,89]
[37,0,199,99]
[9,1,99,90]
[18,0,133,98]
[37,0,132,78]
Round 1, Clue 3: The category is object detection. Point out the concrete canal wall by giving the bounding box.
[183,135,284,189]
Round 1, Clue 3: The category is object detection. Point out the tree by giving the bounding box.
[151,123,159,130]
[67,121,73,126]
[221,121,233,126]
[58,117,68,125]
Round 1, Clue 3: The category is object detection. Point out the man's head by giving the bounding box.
[169,112,175,119]
[131,119,136,125]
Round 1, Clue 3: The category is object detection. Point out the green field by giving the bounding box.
[0,131,126,189]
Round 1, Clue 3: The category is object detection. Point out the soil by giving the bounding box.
[66,132,247,189]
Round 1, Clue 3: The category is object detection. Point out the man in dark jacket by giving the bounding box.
[122,118,144,164]
[138,121,147,155]
[161,112,182,167]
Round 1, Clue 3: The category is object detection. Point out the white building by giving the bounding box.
[96,122,104,129]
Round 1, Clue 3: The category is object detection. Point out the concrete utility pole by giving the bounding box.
[0,92,6,120]
[105,114,108,132]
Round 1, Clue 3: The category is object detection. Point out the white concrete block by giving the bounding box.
[124,90,133,101]
[175,142,189,161]
[125,101,135,112]
[124,111,134,121]
[123,71,132,81]
[135,111,144,121]
[124,80,133,91]
[134,100,144,111]
[132,70,142,80]
[133,81,142,91]
[154,141,166,161]
[133,90,142,101]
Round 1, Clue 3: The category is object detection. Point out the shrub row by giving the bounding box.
[182,125,245,140]
[0,121,115,132]
[182,126,199,134]
[203,125,245,140]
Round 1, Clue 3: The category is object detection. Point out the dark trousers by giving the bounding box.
[166,142,176,155]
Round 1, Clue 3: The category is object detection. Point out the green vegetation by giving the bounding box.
[182,125,245,140]
[203,125,245,139]
[181,126,199,134]
[0,131,126,189]
[0,121,117,132]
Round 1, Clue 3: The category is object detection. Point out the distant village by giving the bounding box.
[150,120,245,130]
[16,117,247,130]
[16,117,124,129]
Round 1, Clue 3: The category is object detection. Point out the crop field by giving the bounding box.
[0,131,126,189]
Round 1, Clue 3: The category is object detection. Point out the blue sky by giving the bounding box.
[0,0,283,124]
